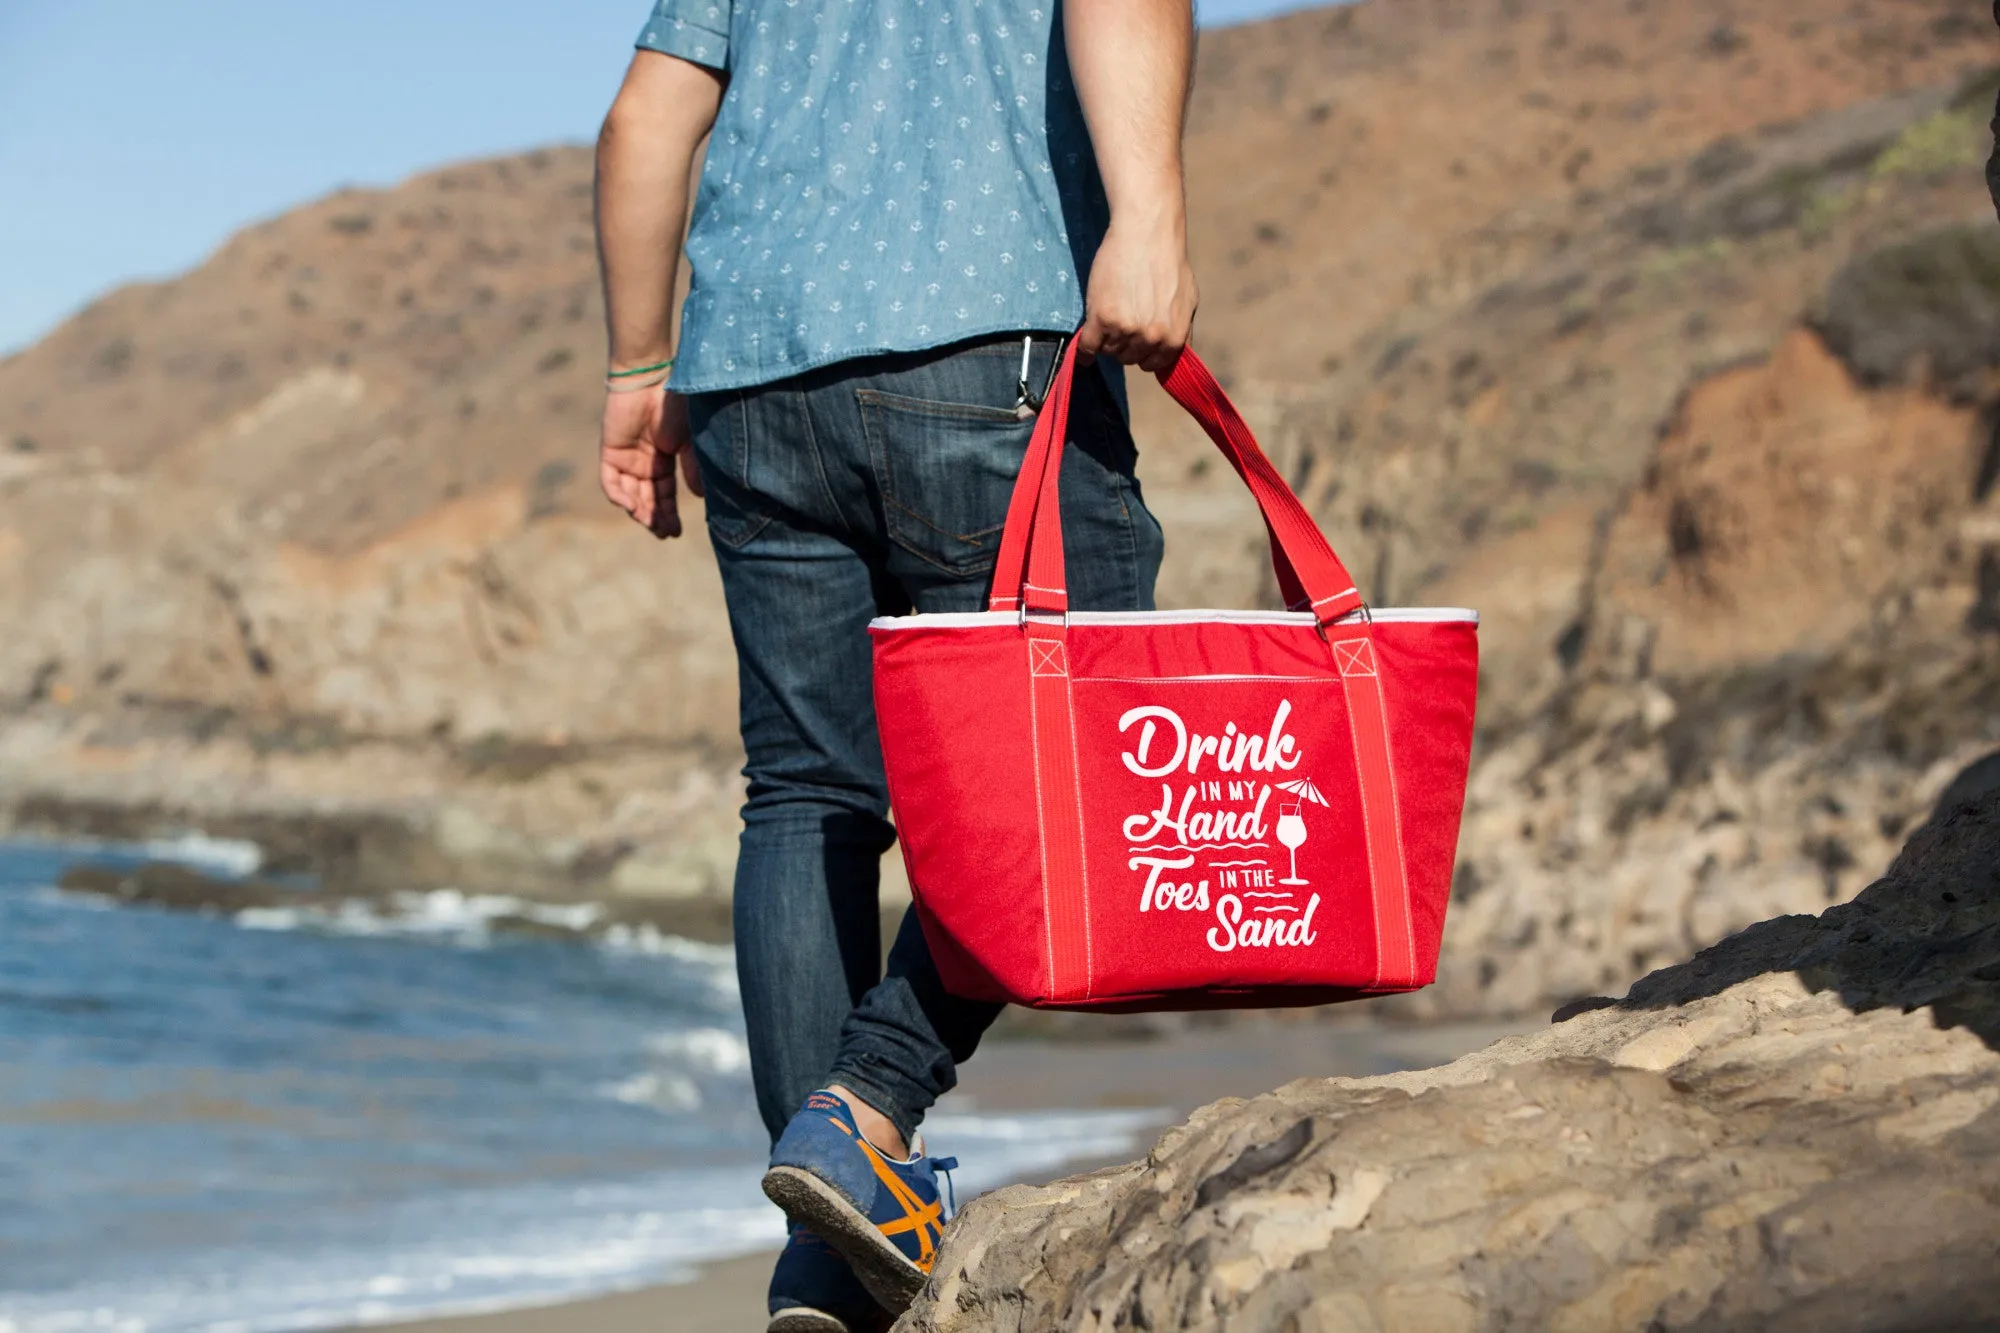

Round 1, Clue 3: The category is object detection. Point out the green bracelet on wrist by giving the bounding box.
[607,357,675,379]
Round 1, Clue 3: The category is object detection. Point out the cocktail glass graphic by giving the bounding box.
[1274,777,1330,886]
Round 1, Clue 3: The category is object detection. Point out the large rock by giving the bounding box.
[902,789,2000,1332]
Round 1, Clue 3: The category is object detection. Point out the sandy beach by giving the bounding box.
[363,1016,1536,1333]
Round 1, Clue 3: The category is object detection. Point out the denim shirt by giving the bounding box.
[636,0,1110,394]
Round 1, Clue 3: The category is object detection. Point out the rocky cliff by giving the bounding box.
[898,780,2000,1331]
[0,0,1995,1003]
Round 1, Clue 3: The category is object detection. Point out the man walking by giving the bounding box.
[593,1,1197,1326]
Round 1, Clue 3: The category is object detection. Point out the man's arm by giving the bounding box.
[594,50,724,538]
[1064,0,1199,374]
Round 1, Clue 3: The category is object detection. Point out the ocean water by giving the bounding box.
[0,840,1160,1333]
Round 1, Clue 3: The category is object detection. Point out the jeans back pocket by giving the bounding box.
[688,391,781,550]
[857,389,1036,577]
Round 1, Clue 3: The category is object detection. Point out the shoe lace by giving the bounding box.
[930,1156,959,1218]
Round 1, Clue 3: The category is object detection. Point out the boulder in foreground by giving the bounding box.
[902,787,2000,1332]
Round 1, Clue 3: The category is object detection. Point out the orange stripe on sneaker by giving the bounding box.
[855,1138,945,1268]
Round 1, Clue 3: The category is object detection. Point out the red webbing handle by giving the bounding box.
[1156,351,1364,622]
[988,338,1080,616]
[988,342,1364,624]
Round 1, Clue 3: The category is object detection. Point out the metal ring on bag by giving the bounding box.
[1020,604,1070,630]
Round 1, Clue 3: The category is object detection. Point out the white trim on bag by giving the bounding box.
[868,606,1481,631]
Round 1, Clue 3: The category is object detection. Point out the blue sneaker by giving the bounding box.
[767,1224,891,1333]
[761,1091,958,1313]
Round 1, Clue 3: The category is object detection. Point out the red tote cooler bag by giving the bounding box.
[871,342,1478,1010]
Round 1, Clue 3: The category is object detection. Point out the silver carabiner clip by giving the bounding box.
[1015,335,1038,414]
[1015,334,1067,414]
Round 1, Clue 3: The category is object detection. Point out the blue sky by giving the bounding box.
[0,0,1333,357]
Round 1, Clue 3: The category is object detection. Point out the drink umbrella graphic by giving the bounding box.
[1274,778,1330,885]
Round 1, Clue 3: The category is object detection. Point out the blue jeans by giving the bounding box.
[687,335,1163,1144]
